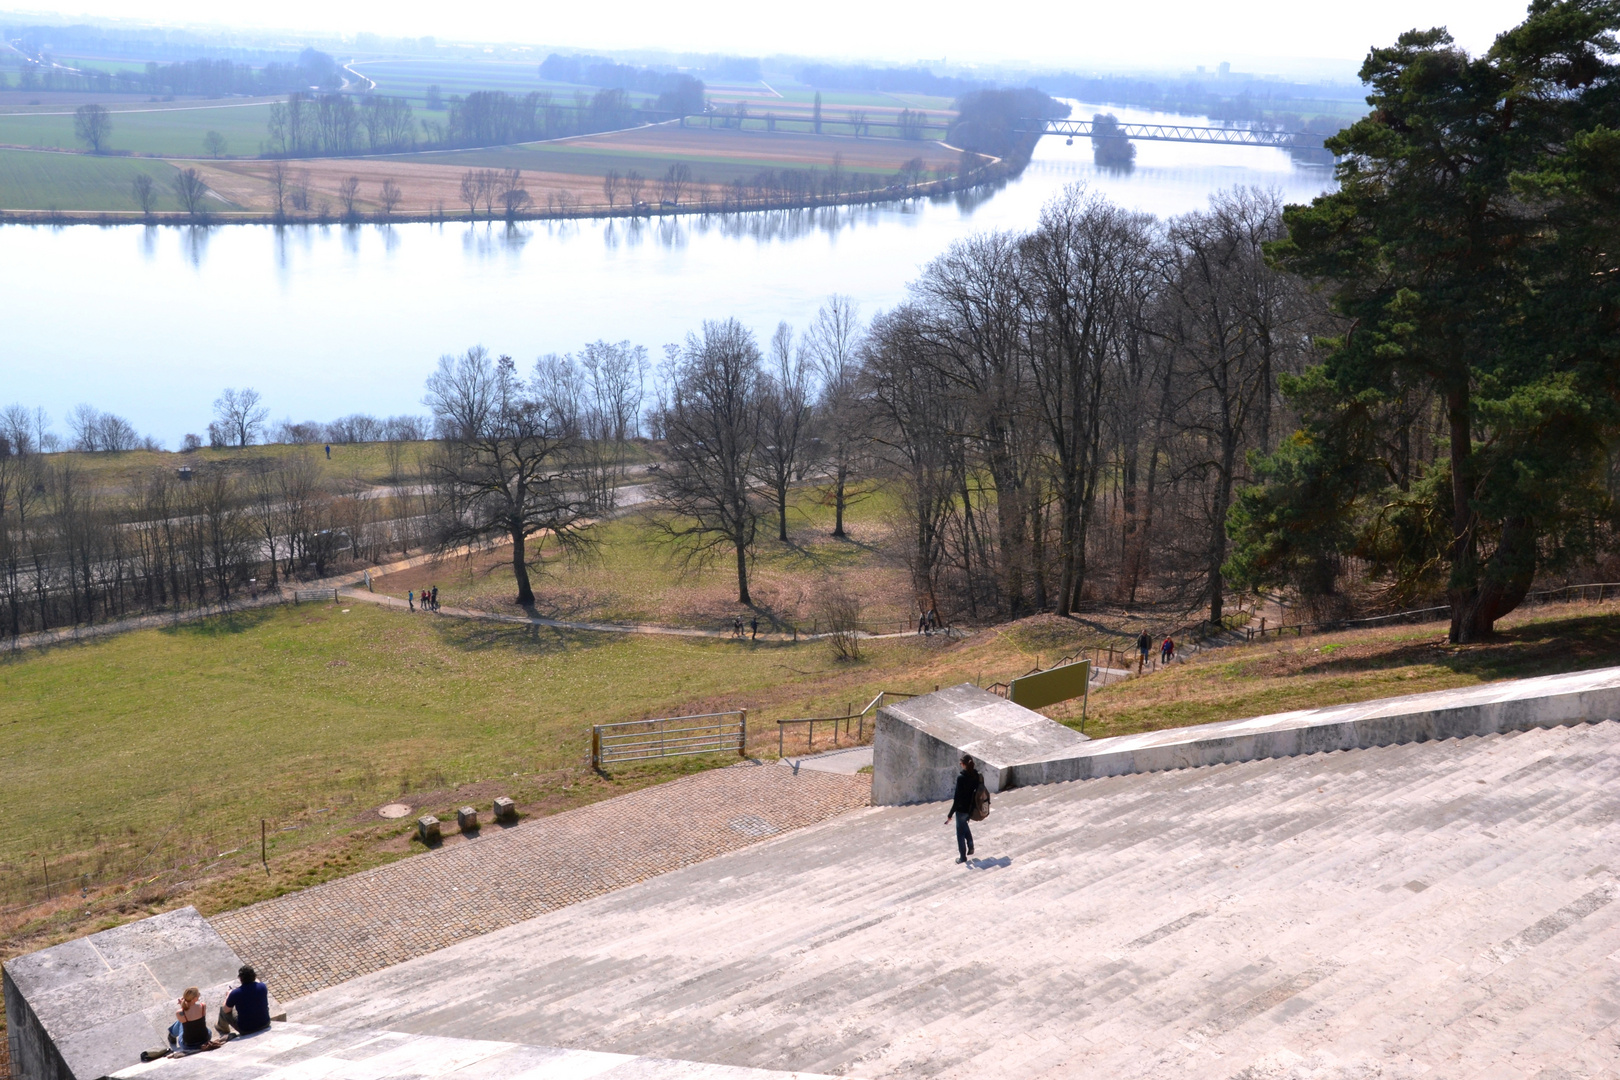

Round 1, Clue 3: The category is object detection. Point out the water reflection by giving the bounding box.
[2,99,1338,442]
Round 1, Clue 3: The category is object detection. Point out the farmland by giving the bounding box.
[0,148,230,212]
[0,97,279,157]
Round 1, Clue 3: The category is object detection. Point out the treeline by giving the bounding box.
[1030,71,1363,126]
[538,53,706,114]
[2,47,341,98]
[795,63,988,98]
[948,89,1068,166]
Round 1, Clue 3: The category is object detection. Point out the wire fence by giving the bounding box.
[774,690,917,758]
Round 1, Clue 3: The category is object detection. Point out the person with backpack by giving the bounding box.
[1137,630,1152,672]
[1161,636,1175,665]
[944,754,987,864]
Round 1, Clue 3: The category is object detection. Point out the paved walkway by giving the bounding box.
[780,745,874,775]
[211,764,871,1002]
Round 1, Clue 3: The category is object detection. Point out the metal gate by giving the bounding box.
[591,710,747,768]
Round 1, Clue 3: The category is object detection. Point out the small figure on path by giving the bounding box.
[929,607,942,635]
[918,609,928,635]
[407,590,415,612]
[216,964,272,1038]
[324,444,331,459]
[733,615,744,639]
[1161,636,1175,665]
[944,753,985,865]
[431,585,439,611]
[1137,630,1152,672]
[167,987,213,1053]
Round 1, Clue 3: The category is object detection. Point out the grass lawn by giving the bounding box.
[43,440,441,492]
[0,148,215,212]
[0,101,275,158]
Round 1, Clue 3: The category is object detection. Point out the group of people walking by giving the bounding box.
[917,607,944,636]
[407,586,439,612]
[161,965,272,1056]
[1135,630,1176,671]
[731,615,759,639]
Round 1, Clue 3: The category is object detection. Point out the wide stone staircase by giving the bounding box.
[270,720,1620,1079]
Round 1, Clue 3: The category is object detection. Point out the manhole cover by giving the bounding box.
[728,814,778,838]
[377,803,413,819]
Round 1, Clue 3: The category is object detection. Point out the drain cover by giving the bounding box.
[377,803,413,819]
[728,814,778,838]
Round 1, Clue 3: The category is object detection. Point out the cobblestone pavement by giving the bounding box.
[211,764,871,1002]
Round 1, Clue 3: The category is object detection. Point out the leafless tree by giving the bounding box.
[756,322,815,541]
[846,110,868,138]
[804,295,867,538]
[131,174,157,219]
[338,175,361,220]
[266,161,289,219]
[377,178,403,219]
[202,130,227,158]
[817,585,863,661]
[423,347,598,606]
[173,168,208,219]
[602,169,621,209]
[460,170,480,218]
[624,169,646,207]
[73,103,110,152]
[497,169,531,219]
[213,388,269,447]
[651,319,767,604]
[659,163,691,207]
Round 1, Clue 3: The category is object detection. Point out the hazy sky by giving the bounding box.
[23,0,1535,72]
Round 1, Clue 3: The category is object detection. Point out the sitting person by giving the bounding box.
[167,987,212,1053]
[216,965,272,1038]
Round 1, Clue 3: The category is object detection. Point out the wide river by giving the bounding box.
[1,103,1337,445]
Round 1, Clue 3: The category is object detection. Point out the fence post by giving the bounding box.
[738,710,747,757]
[779,722,784,760]
[591,726,602,770]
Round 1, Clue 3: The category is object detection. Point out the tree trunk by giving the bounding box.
[777,482,789,542]
[511,526,534,605]
[735,541,752,605]
[832,464,848,538]
[1445,381,1480,643]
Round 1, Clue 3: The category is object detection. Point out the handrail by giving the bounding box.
[775,690,918,757]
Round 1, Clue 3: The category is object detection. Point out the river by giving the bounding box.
[0,103,1338,446]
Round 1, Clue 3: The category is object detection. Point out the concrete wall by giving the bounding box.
[1,907,253,1080]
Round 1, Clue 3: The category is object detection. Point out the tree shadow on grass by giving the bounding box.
[156,605,284,640]
[428,611,629,658]
[1291,611,1620,682]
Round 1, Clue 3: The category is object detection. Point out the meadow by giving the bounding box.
[0,99,278,158]
[0,148,226,212]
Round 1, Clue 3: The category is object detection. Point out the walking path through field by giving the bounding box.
[211,763,871,1002]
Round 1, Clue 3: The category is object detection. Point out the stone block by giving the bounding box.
[457,806,479,832]
[1,907,271,1080]
[493,797,516,822]
[417,816,441,845]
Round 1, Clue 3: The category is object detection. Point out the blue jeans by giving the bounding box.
[168,1020,206,1052]
[955,812,973,860]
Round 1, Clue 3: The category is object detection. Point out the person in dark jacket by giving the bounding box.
[944,754,982,864]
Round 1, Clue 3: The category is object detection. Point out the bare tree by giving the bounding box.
[497,169,531,219]
[659,163,691,206]
[213,388,269,448]
[846,110,868,138]
[459,170,480,218]
[652,319,766,604]
[817,585,863,661]
[377,178,403,219]
[424,347,597,606]
[804,295,866,537]
[266,161,289,219]
[202,130,227,158]
[338,175,361,220]
[624,169,646,208]
[602,169,621,209]
[131,174,157,219]
[173,168,208,219]
[756,322,815,542]
[73,103,110,152]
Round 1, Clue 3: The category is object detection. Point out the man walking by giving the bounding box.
[944,754,983,865]
[1161,636,1175,665]
[407,589,415,612]
[750,615,758,640]
[1137,630,1152,672]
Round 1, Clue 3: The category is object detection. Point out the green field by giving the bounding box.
[0,100,276,157]
[0,148,233,211]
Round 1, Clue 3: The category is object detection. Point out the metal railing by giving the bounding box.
[292,588,340,603]
[775,690,916,758]
[591,710,747,769]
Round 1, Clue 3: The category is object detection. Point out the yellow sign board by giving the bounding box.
[1009,659,1092,711]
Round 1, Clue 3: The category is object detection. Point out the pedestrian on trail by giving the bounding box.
[1137,630,1152,672]
[1161,636,1175,665]
[324,444,331,460]
[945,754,986,864]
[929,607,941,635]
[750,615,758,640]
[733,615,744,639]
[407,589,415,612]
[431,586,439,611]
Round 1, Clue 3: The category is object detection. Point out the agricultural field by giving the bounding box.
[0,97,277,157]
[0,147,229,211]
[190,123,966,215]
[352,58,593,106]
[30,441,438,491]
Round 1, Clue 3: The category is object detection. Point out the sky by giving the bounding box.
[13,0,1540,74]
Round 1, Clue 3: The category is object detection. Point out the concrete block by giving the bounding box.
[1,907,268,1080]
[492,797,516,823]
[417,816,441,845]
[456,806,478,832]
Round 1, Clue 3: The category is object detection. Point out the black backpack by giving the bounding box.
[970,776,991,822]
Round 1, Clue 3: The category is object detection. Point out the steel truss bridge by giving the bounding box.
[1022,117,1324,150]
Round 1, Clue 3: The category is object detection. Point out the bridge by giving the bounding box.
[1022,117,1325,150]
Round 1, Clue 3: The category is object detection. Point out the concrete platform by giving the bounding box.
[874,665,1620,804]
[110,1021,832,1080]
[779,746,873,775]
[282,719,1620,1077]
[3,907,277,1080]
